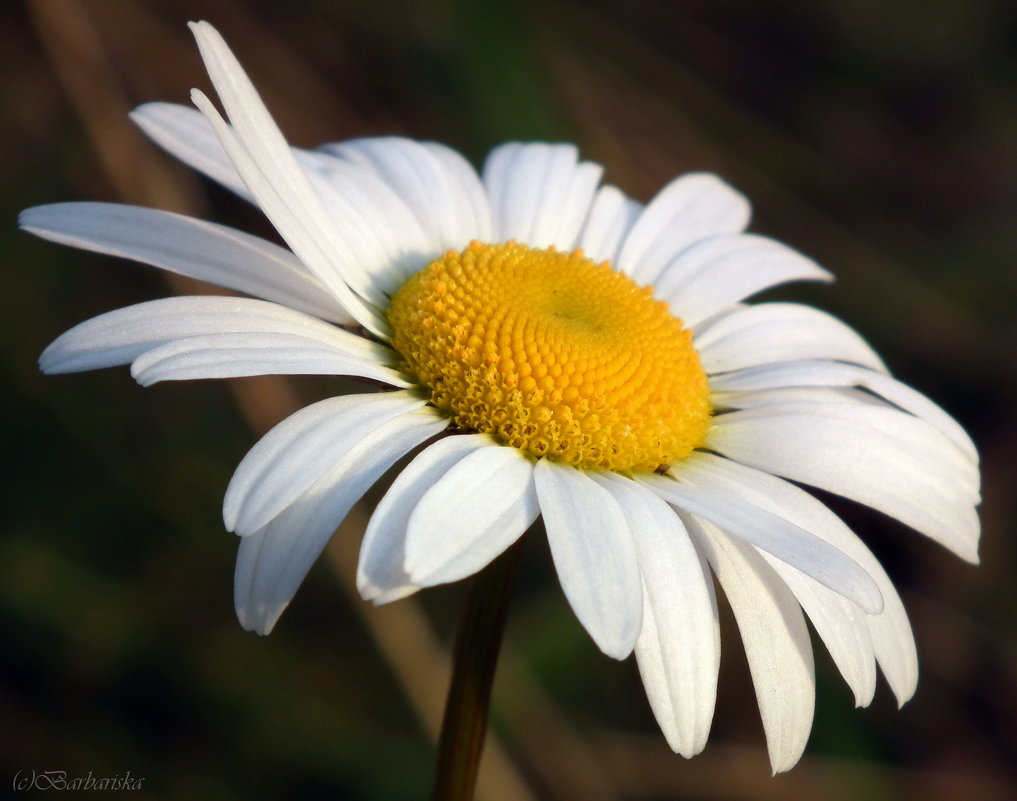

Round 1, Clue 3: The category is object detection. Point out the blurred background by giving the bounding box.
[3,0,1016,798]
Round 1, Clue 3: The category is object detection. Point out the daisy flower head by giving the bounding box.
[23,21,980,774]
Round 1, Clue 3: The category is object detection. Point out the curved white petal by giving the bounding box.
[590,473,719,757]
[20,202,351,325]
[483,143,603,249]
[422,140,496,243]
[685,514,815,774]
[224,392,431,537]
[188,24,388,335]
[680,460,876,708]
[134,100,434,295]
[321,137,493,252]
[715,386,877,410]
[678,452,917,706]
[695,303,887,374]
[358,434,492,603]
[298,151,434,291]
[533,460,642,659]
[639,473,884,614]
[130,331,409,387]
[279,160,414,299]
[709,401,980,562]
[653,234,832,327]
[234,406,447,634]
[714,401,980,506]
[709,360,977,464]
[618,173,751,284]
[404,444,538,586]
[577,184,643,264]
[767,565,876,706]
[131,101,250,199]
[39,296,388,374]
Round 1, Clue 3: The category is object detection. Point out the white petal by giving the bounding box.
[708,401,981,562]
[422,140,496,243]
[130,331,408,387]
[234,406,447,634]
[321,137,493,252]
[709,360,978,464]
[358,434,492,603]
[639,473,884,614]
[224,392,432,536]
[577,185,643,265]
[685,515,815,775]
[483,143,603,249]
[20,202,351,325]
[678,452,917,706]
[652,234,832,327]
[589,473,719,757]
[298,151,434,291]
[39,296,388,374]
[694,303,888,374]
[188,24,388,335]
[715,399,981,509]
[533,460,642,660]
[134,101,434,295]
[715,386,875,410]
[766,565,876,706]
[618,173,751,284]
[404,444,538,586]
[131,102,250,199]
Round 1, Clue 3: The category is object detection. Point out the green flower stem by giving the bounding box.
[431,540,524,801]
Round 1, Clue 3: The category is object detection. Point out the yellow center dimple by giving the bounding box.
[387,241,712,471]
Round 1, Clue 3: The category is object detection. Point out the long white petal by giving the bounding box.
[709,360,977,464]
[321,137,493,252]
[188,23,388,335]
[639,473,884,614]
[548,161,605,249]
[422,141,495,243]
[685,514,815,774]
[714,401,980,505]
[298,150,434,291]
[483,143,603,249]
[533,460,642,660]
[765,564,876,706]
[590,473,719,757]
[133,102,448,289]
[678,452,917,706]
[653,234,832,327]
[130,332,408,387]
[131,101,250,199]
[39,296,388,374]
[618,173,750,284]
[134,100,436,295]
[404,444,538,586]
[224,392,431,536]
[577,184,643,264]
[234,406,447,634]
[708,401,981,562]
[695,303,887,374]
[357,434,492,603]
[715,386,876,410]
[20,202,351,325]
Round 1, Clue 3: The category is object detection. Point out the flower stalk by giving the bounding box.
[432,539,524,801]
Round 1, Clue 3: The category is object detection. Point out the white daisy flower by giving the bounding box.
[22,21,980,773]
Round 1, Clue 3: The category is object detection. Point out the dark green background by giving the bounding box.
[3,1,1015,798]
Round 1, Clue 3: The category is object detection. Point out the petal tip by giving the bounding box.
[598,638,636,662]
[236,604,283,636]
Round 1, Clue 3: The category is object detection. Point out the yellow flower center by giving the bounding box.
[388,241,712,471]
